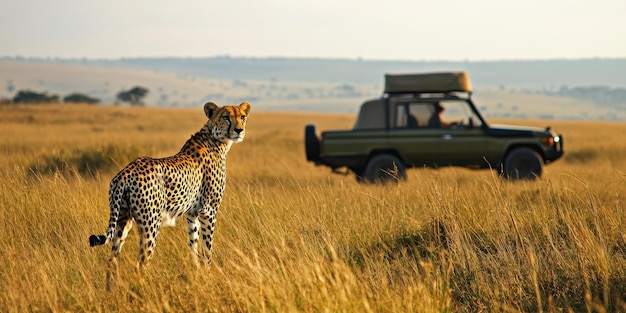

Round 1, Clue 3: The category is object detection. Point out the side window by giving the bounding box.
[393,100,483,129]
[395,103,408,128]
[394,102,436,129]
[438,100,483,128]
[408,103,434,128]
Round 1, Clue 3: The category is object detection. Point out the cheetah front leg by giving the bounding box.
[198,208,219,266]
[186,212,201,267]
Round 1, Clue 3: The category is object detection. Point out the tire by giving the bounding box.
[503,147,543,180]
[360,154,406,184]
[304,124,320,162]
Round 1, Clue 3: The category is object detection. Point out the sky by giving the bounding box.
[1,0,625,61]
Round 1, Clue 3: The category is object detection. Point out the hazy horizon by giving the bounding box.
[1,0,624,61]
[3,55,626,63]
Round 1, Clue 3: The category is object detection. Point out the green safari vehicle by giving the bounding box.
[305,72,564,183]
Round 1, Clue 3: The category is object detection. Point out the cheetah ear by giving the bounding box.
[204,102,219,118]
[239,101,251,115]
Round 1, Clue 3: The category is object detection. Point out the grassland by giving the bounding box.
[1,104,625,312]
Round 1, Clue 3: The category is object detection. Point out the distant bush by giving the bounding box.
[29,143,153,177]
[63,93,100,104]
[13,90,60,104]
[117,86,149,106]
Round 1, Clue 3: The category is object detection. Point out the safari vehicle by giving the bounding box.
[305,72,564,183]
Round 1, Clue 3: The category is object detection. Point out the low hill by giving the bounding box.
[13,56,626,88]
[1,57,625,120]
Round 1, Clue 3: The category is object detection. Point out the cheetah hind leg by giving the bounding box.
[106,217,133,291]
[136,219,162,271]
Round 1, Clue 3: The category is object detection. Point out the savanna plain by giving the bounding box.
[1,104,625,312]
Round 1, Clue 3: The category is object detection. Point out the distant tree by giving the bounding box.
[116,86,149,106]
[13,90,59,104]
[63,93,100,104]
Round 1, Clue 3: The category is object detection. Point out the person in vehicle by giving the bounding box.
[407,114,419,128]
[428,102,449,128]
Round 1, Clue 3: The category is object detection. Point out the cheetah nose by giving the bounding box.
[234,128,243,134]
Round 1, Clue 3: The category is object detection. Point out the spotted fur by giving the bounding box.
[89,101,250,288]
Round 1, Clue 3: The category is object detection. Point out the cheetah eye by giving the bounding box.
[222,116,230,121]
[241,116,246,122]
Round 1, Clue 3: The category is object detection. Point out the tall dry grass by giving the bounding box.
[1,104,625,312]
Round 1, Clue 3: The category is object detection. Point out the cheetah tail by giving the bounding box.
[89,175,125,248]
[89,235,107,247]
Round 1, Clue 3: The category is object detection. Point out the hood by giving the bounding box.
[487,124,551,137]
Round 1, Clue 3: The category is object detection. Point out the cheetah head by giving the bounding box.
[204,101,251,142]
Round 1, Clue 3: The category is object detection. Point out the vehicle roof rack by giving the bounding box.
[383,91,472,100]
[384,72,472,94]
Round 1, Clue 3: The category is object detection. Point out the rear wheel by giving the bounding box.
[304,124,320,162]
[503,147,543,180]
[359,154,406,184]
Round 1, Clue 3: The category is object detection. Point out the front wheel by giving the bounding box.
[503,147,543,180]
[359,154,406,184]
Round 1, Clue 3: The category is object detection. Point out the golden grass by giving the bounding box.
[1,104,626,312]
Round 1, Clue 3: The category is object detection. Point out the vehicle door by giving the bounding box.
[435,99,488,167]
[387,100,440,167]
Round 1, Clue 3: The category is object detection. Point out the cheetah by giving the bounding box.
[89,101,250,288]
